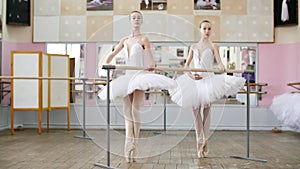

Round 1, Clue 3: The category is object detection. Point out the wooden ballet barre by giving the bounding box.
[71,81,106,85]
[237,91,267,94]
[102,65,253,74]
[0,76,106,81]
[0,81,11,84]
[145,91,166,94]
[288,82,300,90]
[72,90,166,94]
[288,82,300,86]
[71,90,98,93]
[246,83,268,86]
[0,90,11,92]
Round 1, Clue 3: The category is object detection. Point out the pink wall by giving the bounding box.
[1,41,46,76]
[85,43,98,105]
[258,42,300,106]
[86,43,97,78]
[1,41,45,105]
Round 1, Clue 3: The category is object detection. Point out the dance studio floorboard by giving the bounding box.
[0,129,299,169]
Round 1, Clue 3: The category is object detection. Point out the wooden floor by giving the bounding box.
[0,129,299,169]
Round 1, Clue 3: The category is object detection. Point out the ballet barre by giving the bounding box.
[288,82,300,86]
[288,82,300,91]
[246,82,268,86]
[111,65,246,73]
[0,76,104,137]
[94,65,265,169]
[238,91,267,94]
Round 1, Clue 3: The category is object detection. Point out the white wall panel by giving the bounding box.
[34,16,60,42]
[34,0,60,16]
[59,16,86,42]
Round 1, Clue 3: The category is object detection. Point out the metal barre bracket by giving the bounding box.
[102,65,116,70]
[243,69,255,74]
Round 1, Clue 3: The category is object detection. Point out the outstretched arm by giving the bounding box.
[103,37,127,64]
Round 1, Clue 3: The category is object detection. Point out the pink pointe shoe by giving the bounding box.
[197,139,209,158]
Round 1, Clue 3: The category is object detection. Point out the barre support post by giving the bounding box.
[95,66,117,169]
[74,78,94,140]
[163,89,167,132]
[230,71,267,163]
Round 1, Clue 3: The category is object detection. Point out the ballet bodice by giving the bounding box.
[193,47,214,77]
[124,42,144,66]
[123,42,144,75]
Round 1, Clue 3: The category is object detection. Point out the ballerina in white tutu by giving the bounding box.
[170,20,245,158]
[98,11,176,163]
[270,82,300,130]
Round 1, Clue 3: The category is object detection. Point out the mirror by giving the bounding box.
[97,42,258,106]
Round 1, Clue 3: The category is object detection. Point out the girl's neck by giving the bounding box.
[199,37,210,43]
[131,29,141,37]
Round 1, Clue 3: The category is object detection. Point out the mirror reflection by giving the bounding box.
[96,42,258,106]
[46,43,257,106]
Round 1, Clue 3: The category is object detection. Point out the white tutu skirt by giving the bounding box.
[270,93,300,129]
[170,73,245,107]
[98,70,176,100]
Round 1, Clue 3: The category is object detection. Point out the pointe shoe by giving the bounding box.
[196,139,209,158]
[197,149,203,158]
[125,149,136,163]
[132,148,137,162]
[124,145,134,163]
[125,137,135,163]
[201,139,209,158]
[196,140,203,158]
[197,138,203,158]
[125,151,131,163]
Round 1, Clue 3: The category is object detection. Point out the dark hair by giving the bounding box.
[199,20,210,28]
[129,11,143,20]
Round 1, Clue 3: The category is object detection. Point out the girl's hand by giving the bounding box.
[219,64,226,73]
[146,64,156,71]
[194,73,202,80]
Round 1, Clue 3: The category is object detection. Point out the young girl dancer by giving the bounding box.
[170,20,245,158]
[98,11,176,163]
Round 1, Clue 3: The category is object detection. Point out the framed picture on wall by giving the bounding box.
[6,0,31,26]
[194,0,220,10]
[140,0,167,11]
[274,0,298,26]
[176,48,184,57]
[87,0,113,11]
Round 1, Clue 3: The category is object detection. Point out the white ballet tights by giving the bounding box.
[123,90,144,162]
[192,106,211,144]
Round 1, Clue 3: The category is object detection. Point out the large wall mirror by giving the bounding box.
[97,42,258,106]
[46,42,258,106]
